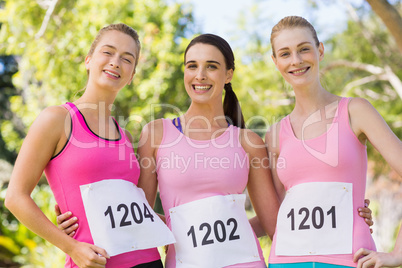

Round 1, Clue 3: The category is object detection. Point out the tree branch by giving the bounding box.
[365,0,402,53]
[35,0,59,39]
[342,74,387,95]
[343,0,384,60]
[323,60,402,99]
[384,65,402,99]
[322,60,383,74]
[339,2,402,100]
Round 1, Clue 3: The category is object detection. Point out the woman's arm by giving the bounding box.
[137,120,164,209]
[241,129,280,240]
[265,122,286,202]
[354,226,402,268]
[349,97,402,177]
[5,106,109,267]
[248,123,284,238]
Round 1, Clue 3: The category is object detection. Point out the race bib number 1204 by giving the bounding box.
[80,179,175,256]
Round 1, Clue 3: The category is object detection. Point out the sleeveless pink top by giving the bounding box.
[156,118,266,267]
[269,98,376,267]
[44,102,160,268]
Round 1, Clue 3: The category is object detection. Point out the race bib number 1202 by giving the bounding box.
[169,194,260,268]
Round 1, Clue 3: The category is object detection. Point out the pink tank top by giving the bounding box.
[44,102,160,268]
[156,118,266,267]
[269,97,376,267]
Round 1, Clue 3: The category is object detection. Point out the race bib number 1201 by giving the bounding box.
[275,182,353,256]
[80,179,175,256]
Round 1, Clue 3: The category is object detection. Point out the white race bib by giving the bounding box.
[276,182,353,256]
[169,194,260,268]
[80,179,175,256]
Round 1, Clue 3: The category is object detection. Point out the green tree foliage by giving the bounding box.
[322,2,402,177]
[1,0,401,265]
[230,4,294,137]
[0,0,194,152]
[0,184,65,266]
[0,55,19,163]
[0,0,195,265]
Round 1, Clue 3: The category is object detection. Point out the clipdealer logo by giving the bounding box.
[299,100,339,167]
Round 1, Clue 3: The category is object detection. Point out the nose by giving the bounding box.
[195,68,206,81]
[109,55,120,68]
[291,52,303,65]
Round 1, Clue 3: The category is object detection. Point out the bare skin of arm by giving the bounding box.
[354,226,402,268]
[136,120,163,209]
[240,129,280,240]
[5,106,109,268]
[349,98,402,177]
[136,120,166,224]
[349,98,402,267]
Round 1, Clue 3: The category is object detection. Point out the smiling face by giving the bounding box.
[271,27,324,89]
[85,30,139,92]
[184,43,233,104]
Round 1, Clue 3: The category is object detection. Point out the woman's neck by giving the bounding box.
[183,102,227,129]
[291,82,338,115]
[294,93,340,117]
[74,96,115,119]
[75,86,117,116]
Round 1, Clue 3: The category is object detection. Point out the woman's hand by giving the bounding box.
[55,204,79,236]
[355,227,402,268]
[69,241,109,268]
[354,248,402,268]
[358,199,374,233]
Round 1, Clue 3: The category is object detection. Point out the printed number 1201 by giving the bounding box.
[287,206,336,231]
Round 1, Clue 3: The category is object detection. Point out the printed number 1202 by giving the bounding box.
[187,218,240,248]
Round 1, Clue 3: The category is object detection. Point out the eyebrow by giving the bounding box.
[185,60,221,65]
[277,41,312,52]
[101,45,136,59]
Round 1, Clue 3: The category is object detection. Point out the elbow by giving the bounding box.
[4,189,18,213]
[267,230,275,241]
[265,224,276,241]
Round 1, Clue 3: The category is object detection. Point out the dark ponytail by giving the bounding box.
[185,33,246,128]
[223,83,245,128]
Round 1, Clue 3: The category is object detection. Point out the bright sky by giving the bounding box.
[173,0,366,48]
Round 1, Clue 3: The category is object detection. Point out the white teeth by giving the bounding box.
[194,86,211,90]
[293,68,307,74]
[105,71,119,78]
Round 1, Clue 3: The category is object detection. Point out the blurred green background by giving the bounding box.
[0,0,401,266]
